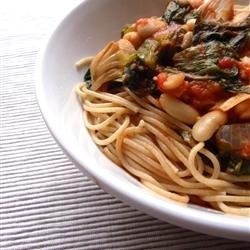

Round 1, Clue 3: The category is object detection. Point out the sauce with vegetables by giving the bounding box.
[77,0,250,215]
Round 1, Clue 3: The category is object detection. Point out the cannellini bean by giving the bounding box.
[159,94,199,125]
[185,19,196,31]
[234,99,250,121]
[163,73,185,90]
[181,31,193,48]
[136,17,166,39]
[192,110,227,142]
[123,31,142,49]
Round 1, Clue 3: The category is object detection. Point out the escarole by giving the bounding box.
[89,39,136,90]
[163,0,198,24]
[173,41,250,93]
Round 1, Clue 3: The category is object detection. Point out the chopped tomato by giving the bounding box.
[155,72,168,91]
[238,62,250,82]
[181,81,227,112]
[218,57,236,69]
[238,142,250,159]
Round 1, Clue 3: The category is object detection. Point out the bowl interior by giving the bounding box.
[37,0,250,241]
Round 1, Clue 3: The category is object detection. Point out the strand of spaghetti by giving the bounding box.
[132,136,179,174]
[144,123,185,173]
[116,136,164,187]
[205,166,250,183]
[145,95,161,108]
[188,143,236,188]
[226,188,250,196]
[124,151,189,203]
[162,141,192,177]
[162,183,219,196]
[142,115,182,142]
[116,91,128,97]
[124,147,171,180]
[136,135,206,188]
[169,139,196,176]
[103,146,121,166]
[121,120,147,137]
[124,138,157,160]
[98,113,124,128]
[96,130,113,138]
[85,100,115,108]
[75,83,88,100]
[156,138,180,163]
[106,142,119,157]
[124,156,165,186]
[98,59,122,76]
[114,123,173,191]
[92,69,122,91]
[83,105,128,114]
[202,195,250,203]
[126,88,191,131]
[81,86,139,112]
[75,56,94,69]
[139,109,177,129]
[217,202,250,216]
[199,148,220,179]
[142,180,189,203]
[173,139,210,177]
[98,124,118,133]
[91,42,116,80]
[91,116,130,145]
[84,111,123,130]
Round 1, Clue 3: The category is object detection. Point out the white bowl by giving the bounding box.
[36,0,250,241]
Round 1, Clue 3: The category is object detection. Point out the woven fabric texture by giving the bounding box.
[0,1,249,249]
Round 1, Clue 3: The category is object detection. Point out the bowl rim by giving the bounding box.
[36,0,250,242]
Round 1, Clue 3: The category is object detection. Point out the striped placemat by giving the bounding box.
[0,1,249,249]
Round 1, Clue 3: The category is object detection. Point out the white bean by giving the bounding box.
[123,31,142,48]
[192,110,227,142]
[181,31,193,48]
[159,94,199,125]
[163,73,185,90]
[186,18,196,30]
[136,18,166,38]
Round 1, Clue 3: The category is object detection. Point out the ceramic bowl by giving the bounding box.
[36,0,250,241]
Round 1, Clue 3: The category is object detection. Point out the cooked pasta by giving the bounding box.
[75,0,250,215]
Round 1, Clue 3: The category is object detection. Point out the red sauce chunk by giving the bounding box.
[238,142,250,159]
[181,81,227,112]
[218,57,236,69]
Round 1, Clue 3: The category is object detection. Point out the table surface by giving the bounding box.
[0,1,250,249]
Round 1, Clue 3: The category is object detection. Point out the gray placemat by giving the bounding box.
[0,1,249,249]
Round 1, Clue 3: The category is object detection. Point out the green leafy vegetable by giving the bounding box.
[137,39,159,69]
[219,153,250,176]
[193,21,250,53]
[84,68,92,89]
[124,60,158,96]
[163,0,193,24]
[173,41,250,93]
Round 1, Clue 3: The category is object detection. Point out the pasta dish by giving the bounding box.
[75,0,250,215]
